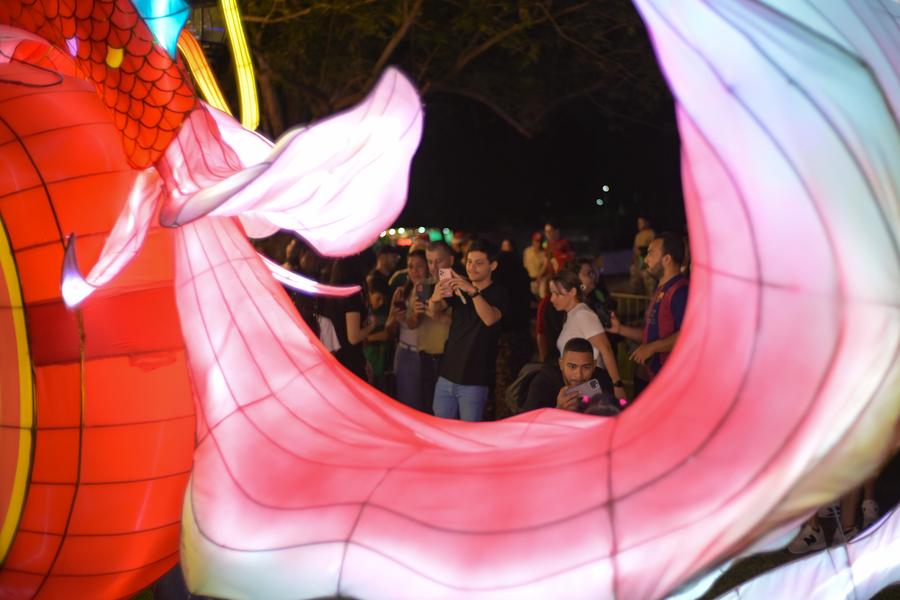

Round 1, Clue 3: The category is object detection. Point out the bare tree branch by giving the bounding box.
[243,7,314,24]
[428,83,533,138]
[447,1,591,79]
[364,0,424,90]
[531,80,608,126]
[241,0,665,136]
[243,0,379,25]
[536,4,628,63]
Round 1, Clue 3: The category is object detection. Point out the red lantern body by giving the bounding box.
[0,69,194,598]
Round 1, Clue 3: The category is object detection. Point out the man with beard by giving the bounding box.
[609,232,688,392]
[428,239,508,421]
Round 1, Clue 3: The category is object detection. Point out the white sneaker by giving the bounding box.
[817,502,840,519]
[862,499,880,528]
[788,523,826,554]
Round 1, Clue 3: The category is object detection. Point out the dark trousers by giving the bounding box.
[419,352,441,416]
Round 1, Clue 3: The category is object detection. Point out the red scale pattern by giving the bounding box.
[1,0,196,168]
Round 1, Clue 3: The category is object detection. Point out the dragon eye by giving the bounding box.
[132,0,190,59]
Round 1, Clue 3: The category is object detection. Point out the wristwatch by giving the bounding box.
[469,286,481,298]
[612,380,624,388]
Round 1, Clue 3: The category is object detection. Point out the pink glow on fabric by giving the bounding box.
[62,68,421,306]
[62,169,163,306]
[171,1,900,598]
[261,256,360,297]
[160,69,423,257]
[176,218,620,597]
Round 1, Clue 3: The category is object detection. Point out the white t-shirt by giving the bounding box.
[317,315,341,353]
[556,303,605,364]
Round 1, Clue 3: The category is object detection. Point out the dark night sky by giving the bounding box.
[398,55,685,251]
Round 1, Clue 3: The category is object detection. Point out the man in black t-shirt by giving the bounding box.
[367,245,400,294]
[428,239,508,421]
[521,337,614,413]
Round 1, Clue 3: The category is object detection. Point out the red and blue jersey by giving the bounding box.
[643,273,689,376]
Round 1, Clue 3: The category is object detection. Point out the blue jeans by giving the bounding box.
[394,345,423,411]
[433,376,488,422]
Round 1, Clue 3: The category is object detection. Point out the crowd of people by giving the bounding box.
[261,217,690,423]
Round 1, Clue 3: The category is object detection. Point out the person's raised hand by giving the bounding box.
[608,311,622,334]
[387,289,406,320]
[434,277,454,299]
[449,272,475,295]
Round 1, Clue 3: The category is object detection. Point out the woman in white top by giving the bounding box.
[549,269,627,400]
[386,251,429,411]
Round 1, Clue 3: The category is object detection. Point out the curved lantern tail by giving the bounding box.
[177,1,900,598]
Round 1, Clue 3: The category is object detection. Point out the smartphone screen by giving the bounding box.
[416,283,429,304]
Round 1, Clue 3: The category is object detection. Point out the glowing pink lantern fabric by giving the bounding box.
[175,3,900,599]
[64,68,421,308]
[720,509,900,599]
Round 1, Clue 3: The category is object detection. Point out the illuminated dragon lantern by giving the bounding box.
[0,0,898,598]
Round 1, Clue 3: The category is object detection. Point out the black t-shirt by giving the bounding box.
[543,300,566,363]
[332,291,368,379]
[521,364,612,412]
[494,251,532,334]
[438,281,508,386]
[368,269,390,293]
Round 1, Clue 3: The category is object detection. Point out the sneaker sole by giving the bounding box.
[788,540,826,554]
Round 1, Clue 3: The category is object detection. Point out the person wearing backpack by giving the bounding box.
[519,337,615,413]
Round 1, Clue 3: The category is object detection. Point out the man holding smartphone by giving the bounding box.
[521,337,615,412]
[414,241,455,414]
[428,239,508,421]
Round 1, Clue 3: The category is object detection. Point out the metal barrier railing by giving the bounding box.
[609,292,652,394]
[610,292,651,326]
